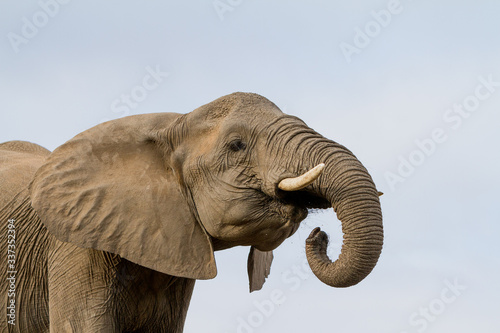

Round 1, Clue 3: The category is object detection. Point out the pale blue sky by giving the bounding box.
[2,1,499,332]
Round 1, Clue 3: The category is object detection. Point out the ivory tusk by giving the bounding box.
[278,163,325,192]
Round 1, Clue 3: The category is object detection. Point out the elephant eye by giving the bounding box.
[229,139,247,152]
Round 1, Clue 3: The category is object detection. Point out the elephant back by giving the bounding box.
[0,141,50,210]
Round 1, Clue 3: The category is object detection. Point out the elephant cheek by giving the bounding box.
[252,220,298,251]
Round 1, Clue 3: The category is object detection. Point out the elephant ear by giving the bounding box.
[29,113,216,280]
[247,247,273,292]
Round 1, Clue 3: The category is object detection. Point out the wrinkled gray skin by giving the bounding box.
[0,93,383,332]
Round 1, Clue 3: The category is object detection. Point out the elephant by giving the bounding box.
[0,92,383,332]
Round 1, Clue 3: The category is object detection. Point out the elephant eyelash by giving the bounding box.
[228,139,247,152]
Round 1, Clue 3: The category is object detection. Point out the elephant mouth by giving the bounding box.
[275,189,331,211]
[268,189,331,226]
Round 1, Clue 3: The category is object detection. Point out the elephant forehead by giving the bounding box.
[222,96,282,118]
[233,101,282,118]
[221,108,284,132]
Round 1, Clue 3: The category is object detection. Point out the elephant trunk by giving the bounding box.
[308,144,383,287]
[276,129,383,287]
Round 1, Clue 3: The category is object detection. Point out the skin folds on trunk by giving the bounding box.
[270,119,383,288]
[304,146,383,287]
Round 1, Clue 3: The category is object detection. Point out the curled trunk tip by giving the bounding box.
[302,156,383,288]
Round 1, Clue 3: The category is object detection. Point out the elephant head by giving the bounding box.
[30,92,383,291]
